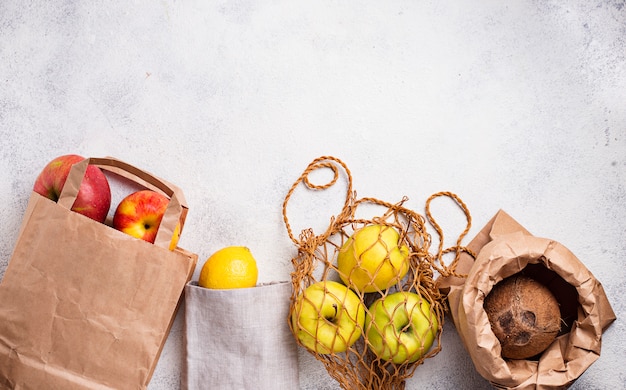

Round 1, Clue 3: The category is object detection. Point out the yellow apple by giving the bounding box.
[337,224,410,293]
[291,280,365,354]
[365,291,438,364]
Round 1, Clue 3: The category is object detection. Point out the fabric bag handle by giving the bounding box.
[57,156,188,250]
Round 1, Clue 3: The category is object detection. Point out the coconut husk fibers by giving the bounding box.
[439,210,616,390]
[484,275,561,360]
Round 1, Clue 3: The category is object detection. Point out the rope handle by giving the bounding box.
[283,156,476,278]
[425,191,475,277]
[282,156,354,245]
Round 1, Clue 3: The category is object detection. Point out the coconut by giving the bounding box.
[483,275,561,360]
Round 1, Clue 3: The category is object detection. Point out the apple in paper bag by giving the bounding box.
[112,189,178,246]
[33,154,111,223]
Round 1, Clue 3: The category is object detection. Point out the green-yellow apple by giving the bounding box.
[337,224,410,293]
[33,154,111,223]
[365,291,438,364]
[112,189,170,244]
[291,280,365,354]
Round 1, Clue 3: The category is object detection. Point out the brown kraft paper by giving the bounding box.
[0,157,198,390]
[439,210,616,389]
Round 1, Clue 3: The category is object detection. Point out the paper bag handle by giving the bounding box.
[58,157,188,250]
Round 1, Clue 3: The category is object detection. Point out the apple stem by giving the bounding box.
[332,303,338,318]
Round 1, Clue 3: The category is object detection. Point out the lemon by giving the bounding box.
[198,246,258,289]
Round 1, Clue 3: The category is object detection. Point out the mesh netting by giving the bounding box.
[282,156,472,390]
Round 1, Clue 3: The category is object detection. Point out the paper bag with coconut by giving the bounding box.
[439,210,616,389]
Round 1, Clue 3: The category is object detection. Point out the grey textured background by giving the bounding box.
[1,1,624,389]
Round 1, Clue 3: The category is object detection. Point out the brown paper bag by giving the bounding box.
[440,210,616,389]
[0,157,198,390]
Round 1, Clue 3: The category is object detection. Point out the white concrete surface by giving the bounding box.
[1,1,624,389]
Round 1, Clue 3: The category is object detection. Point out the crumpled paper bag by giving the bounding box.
[439,210,616,389]
[0,157,198,389]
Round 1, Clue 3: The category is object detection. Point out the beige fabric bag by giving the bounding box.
[182,281,299,389]
[0,157,197,389]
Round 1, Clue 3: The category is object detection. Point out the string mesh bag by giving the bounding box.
[282,156,473,390]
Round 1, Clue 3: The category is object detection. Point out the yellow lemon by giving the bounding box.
[198,246,258,289]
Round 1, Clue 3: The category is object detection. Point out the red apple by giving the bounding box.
[112,190,170,244]
[33,154,111,223]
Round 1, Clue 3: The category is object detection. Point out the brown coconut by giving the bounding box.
[483,275,561,360]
